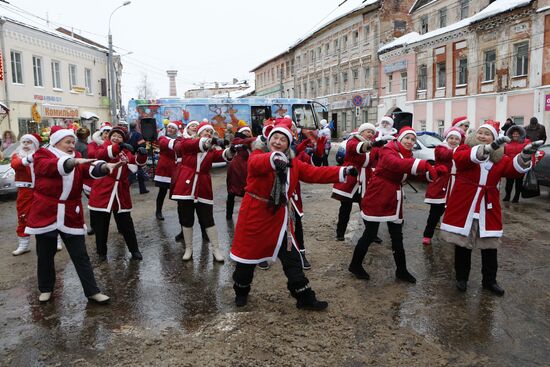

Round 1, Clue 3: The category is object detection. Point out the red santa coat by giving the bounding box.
[85,138,103,192]
[332,136,375,200]
[12,154,35,237]
[441,145,529,238]
[154,136,177,183]
[25,147,103,235]
[171,138,231,204]
[289,150,317,217]
[230,151,345,264]
[361,141,427,223]
[11,154,34,188]
[88,143,147,213]
[226,136,256,196]
[424,144,455,204]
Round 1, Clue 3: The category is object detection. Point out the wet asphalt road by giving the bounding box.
[0,156,550,366]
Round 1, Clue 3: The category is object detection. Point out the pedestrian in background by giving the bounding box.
[317,119,332,166]
[128,122,149,194]
[75,127,90,158]
[501,118,515,136]
[503,125,530,203]
[1,130,16,151]
[524,116,547,144]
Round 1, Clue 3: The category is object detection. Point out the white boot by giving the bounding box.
[57,236,63,251]
[205,227,224,263]
[12,236,31,256]
[39,292,52,302]
[88,293,110,304]
[182,227,194,261]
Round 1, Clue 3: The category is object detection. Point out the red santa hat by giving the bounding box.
[451,116,470,129]
[357,123,376,134]
[49,126,76,147]
[21,133,42,149]
[197,121,214,136]
[109,125,129,142]
[201,118,209,123]
[186,120,199,128]
[397,126,417,142]
[379,116,394,127]
[166,121,180,131]
[268,124,293,144]
[444,126,465,143]
[479,120,500,139]
[237,125,251,134]
[99,122,113,133]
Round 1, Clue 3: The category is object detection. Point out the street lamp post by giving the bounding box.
[108,1,131,124]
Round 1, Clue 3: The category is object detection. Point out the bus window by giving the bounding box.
[293,104,317,130]
[251,106,271,136]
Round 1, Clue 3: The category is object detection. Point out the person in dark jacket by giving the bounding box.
[524,117,547,144]
[75,127,90,158]
[128,122,149,194]
[500,118,515,135]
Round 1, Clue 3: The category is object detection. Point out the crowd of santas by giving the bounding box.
[8,112,542,309]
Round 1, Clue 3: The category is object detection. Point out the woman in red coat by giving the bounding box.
[154,121,180,220]
[225,124,256,220]
[503,125,530,202]
[421,127,464,246]
[11,133,41,255]
[25,127,118,303]
[88,125,148,262]
[230,123,357,310]
[332,123,380,242]
[349,127,437,283]
[172,122,233,262]
[440,122,541,295]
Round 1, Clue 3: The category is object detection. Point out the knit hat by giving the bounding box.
[319,119,328,128]
[109,125,129,142]
[444,127,465,144]
[49,126,76,147]
[21,133,41,149]
[358,123,376,134]
[99,122,113,133]
[379,116,394,127]
[197,121,214,136]
[479,120,499,139]
[452,116,469,129]
[268,124,293,144]
[397,126,416,142]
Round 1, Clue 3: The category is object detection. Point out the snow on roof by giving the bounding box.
[378,0,533,54]
[211,85,255,99]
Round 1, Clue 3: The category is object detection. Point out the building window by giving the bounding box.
[317,78,322,94]
[459,0,469,20]
[69,64,77,90]
[333,74,339,93]
[394,20,406,32]
[420,15,429,34]
[457,58,468,85]
[437,62,446,88]
[418,64,427,90]
[483,50,496,81]
[514,41,529,76]
[296,55,301,67]
[364,25,370,40]
[325,76,330,94]
[364,66,371,86]
[512,116,524,125]
[325,43,330,55]
[437,120,445,136]
[352,69,359,89]
[387,74,393,93]
[32,56,43,87]
[342,71,348,91]
[85,68,92,94]
[342,35,348,50]
[401,72,408,91]
[317,47,322,59]
[439,8,447,28]
[51,61,61,89]
[419,120,427,131]
[10,50,23,84]
[353,30,359,45]
[334,39,339,51]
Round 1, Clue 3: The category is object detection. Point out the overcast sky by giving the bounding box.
[1,0,349,105]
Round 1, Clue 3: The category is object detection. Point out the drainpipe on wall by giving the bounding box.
[0,18,12,130]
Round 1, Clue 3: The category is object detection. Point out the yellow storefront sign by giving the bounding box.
[43,104,79,119]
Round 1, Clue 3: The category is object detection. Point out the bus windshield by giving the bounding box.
[293,104,316,130]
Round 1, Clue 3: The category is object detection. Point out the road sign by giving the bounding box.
[355,106,360,117]
[352,95,363,107]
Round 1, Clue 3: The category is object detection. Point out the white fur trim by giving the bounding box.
[21,134,40,149]
[168,138,176,150]
[154,175,172,183]
[398,129,416,142]
[479,124,497,139]
[199,138,208,152]
[470,145,489,164]
[358,123,376,134]
[50,129,76,147]
[166,122,178,130]
[513,154,531,173]
[339,167,346,183]
[57,156,72,176]
[197,124,214,136]
[127,163,138,173]
[446,130,462,140]
[238,126,251,134]
[411,158,421,175]
[424,198,446,204]
[268,126,293,144]
[380,116,394,127]
[107,145,116,159]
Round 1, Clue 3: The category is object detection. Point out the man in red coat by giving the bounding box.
[440,122,542,295]
[11,133,41,255]
[230,121,358,310]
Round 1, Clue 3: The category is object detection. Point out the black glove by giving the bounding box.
[344,166,358,177]
[119,142,134,153]
[230,144,244,153]
[212,138,225,148]
[372,139,386,148]
[485,136,510,152]
[260,136,267,143]
[137,147,147,156]
[273,155,288,171]
[522,140,544,155]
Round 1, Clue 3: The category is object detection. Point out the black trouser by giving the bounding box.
[455,246,498,285]
[93,210,139,256]
[294,214,304,251]
[226,193,236,218]
[321,149,330,166]
[156,186,169,213]
[137,167,147,193]
[233,236,309,297]
[423,203,446,238]
[36,231,100,297]
[504,177,523,200]
[350,220,405,270]
[336,193,361,238]
[177,200,215,228]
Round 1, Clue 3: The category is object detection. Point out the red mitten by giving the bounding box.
[316,136,327,157]
[436,165,448,176]
[426,164,437,182]
[296,138,311,154]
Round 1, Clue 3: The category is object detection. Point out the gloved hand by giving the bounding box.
[343,166,358,177]
[520,140,544,162]
[272,154,289,171]
[426,164,437,182]
[482,136,510,154]
[260,136,267,143]
[315,136,326,158]
[25,153,34,163]
[119,142,134,153]
[137,147,147,156]
[212,138,225,148]
[296,138,311,154]
[359,140,372,153]
[372,139,387,148]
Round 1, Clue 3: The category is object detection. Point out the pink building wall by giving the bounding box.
[476,96,497,126]
[433,101,445,122]
[508,93,534,122]
[413,103,426,129]
[451,100,468,125]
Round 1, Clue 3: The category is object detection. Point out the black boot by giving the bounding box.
[226,196,235,220]
[482,282,505,296]
[233,282,250,307]
[300,250,311,270]
[511,194,520,203]
[481,249,502,295]
[155,211,164,220]
[456,280,468,292]
[201,225,210,242]
[131,251,143,261]
[503,194,510,202]
[393,249,416,283]
[348,235,371,279]
[373,236,383,244]
[175,231,183,242]
[295,287,328,311]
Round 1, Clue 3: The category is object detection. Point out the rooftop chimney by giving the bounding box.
[166,70,178,96]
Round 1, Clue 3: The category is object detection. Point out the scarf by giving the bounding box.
[465,134,504,163]
[268,151,291,213]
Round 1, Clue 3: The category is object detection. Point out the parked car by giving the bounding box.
[413,132,444,163]
[0,142,20,195]
[534,144,550,187]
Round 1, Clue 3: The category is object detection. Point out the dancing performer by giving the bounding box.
[503,125,530,203]
[154,121,180,220]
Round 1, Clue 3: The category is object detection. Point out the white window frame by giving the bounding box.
[437,62,446,88]
[418,65,427,90]
[460,0,469,20]
[32,56,43,87]
[51,60,61,90]
[85,68,93,94]
[401,72,408,91]
[388,74,393,94]
[69,64,77,90]
[483,49,496,82]
[439,8,447,28]
[420,15,429,34]
[10,50,23,84]
[513,41,529,77]
[457,58,468,86]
